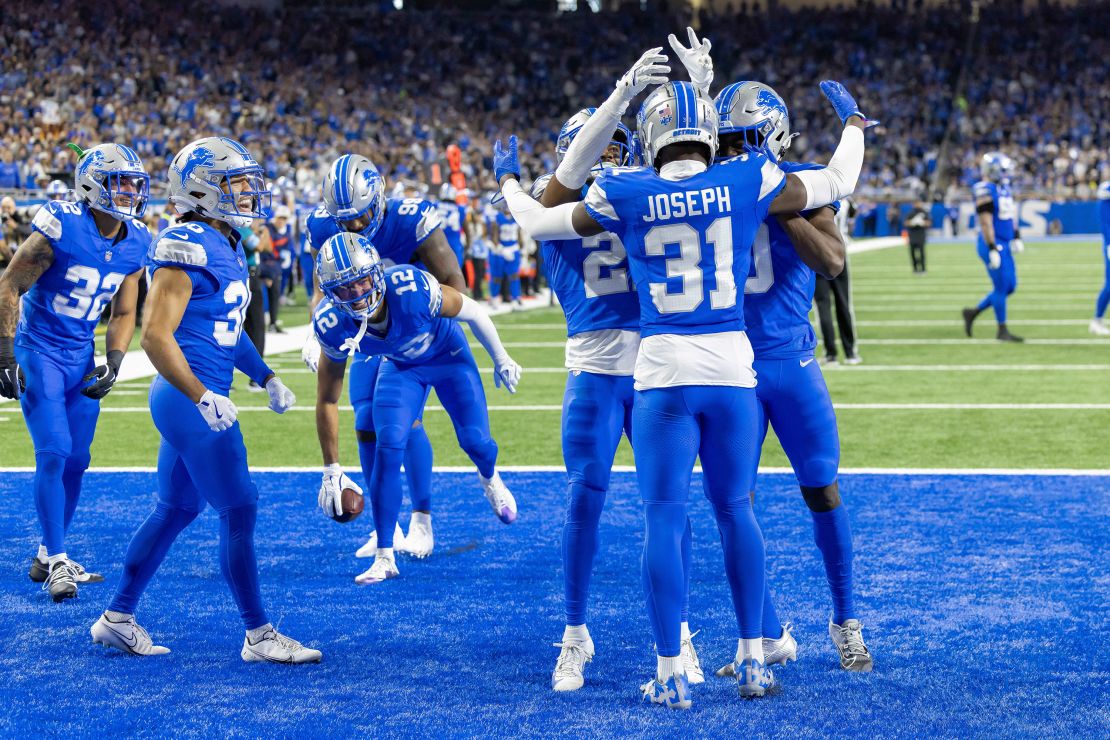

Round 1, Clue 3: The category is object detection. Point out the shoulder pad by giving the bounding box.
[31,202,65,241]
[150,229,209,267]
[972,181,993,197]
[1098,182,1110,200]
[530,173,555,199]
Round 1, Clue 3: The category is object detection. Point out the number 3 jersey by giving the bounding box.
[532,173,640,375]
[744,161,839,361]
[583,155,785,389]
[19,200,149,354]
[314,266,460,368]
[147,221,251,395]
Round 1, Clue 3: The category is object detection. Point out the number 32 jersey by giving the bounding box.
[583,156,785,389]
[147,221,251,394]
[19,200,149,354]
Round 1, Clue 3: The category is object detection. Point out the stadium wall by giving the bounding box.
[854,200,1102,238]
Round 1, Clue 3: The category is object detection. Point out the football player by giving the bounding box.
[709,80,872,673]
[490,202,522,310]
[962,152,1023,342]
[313,232,521,585]
[530,47,707,693]
[436,183,468,269]
[301,155,466,559]
[495,74,870,704]
[90,137,318,663]
[0,143,150,602]
[1090,179,1110,336]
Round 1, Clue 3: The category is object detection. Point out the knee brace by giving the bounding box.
[801,482,842,513]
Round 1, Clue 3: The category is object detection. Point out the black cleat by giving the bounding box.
[997,324,1024,343]
[45,561,78,602]
[961,307,979,337]
[29,556,48,583]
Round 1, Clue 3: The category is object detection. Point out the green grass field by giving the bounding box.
[2,238,1108,469]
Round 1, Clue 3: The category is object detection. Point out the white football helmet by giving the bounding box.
[168,137,271,228]
[72,143,149,218]
[980,152,1015,183]
[322,154,387,237]
[316,232,386,318]
[715,81,797,163]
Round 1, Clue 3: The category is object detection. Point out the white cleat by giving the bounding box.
[1089,319,1110,336]
[241,626,322,664]
[355,523,407,558]
[829,618,874,672]
[90,613,170,656]
[354,555,400,585]
[716,623,797,677]
[681,630,704,685]
[551,637,595,692]
[479,471,517,524]
[399,515,434,558]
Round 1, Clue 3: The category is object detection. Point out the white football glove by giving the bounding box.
[502,246,518,262]
[988,248,1002,270]
[614,47,670,102]
[493,356,522,394]
[668,26,713,96]
[319,463,362,518]
[265,376,296,414]
[196,390,238,432]
[302,333,321,373]
[1010,238,1024,254]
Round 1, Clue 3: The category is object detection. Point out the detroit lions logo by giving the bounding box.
[361,168,376,187]
[754,89,786,117]
[78,150,106,180]
[178,147,215,183]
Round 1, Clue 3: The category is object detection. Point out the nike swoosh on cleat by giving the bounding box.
[104,623,140,651]
[246,646,294,664]
[800,358,815,367]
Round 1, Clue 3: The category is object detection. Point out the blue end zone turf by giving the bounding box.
[0,471,1106,736]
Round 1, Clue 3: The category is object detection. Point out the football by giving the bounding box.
[332,487,364,524]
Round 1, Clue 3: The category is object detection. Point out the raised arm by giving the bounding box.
[769,81,876,216]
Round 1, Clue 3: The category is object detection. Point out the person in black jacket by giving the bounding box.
[905,201,929,273]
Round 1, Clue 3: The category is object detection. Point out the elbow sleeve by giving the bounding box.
[503,180,581,241]
[796,126,865,210]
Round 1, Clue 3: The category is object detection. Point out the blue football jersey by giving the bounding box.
[1098,181,1110,244]
[532,175,639,337]
[19,201,149,353]
[744,160,838,359]
[306,197,441,267]
[314,265,461,367]
[972,179,1017,242]
[583,156,785,338]
[495,212,520,251]
[436,200,466,257]
[147,221,251,395]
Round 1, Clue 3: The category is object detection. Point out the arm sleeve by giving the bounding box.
[234,329,272,385]
[553,89,627,190]
[502,179,581,241]
[453,294,509,363]
[793,126,865,211]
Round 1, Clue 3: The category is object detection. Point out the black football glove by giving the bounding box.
[0,336,25,400]
[81,349,124,400]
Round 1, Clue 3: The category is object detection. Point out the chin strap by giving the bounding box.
[341,315,369,357]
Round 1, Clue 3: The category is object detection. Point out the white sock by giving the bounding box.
[36,544,48,562]
[104,610,132,622]
[562,624,590,643]
[657,654,683,681]
[48,553,68,567]
[680,622,691,641]
[247,623,273,642]
[411,511,431,527]
[736,638,765,664]
[377,547,394,560]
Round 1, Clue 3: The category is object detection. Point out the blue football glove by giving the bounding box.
[493,135,520,184]
[819,80,879,129]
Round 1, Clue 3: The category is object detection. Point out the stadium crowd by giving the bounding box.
[0,0,1105,205]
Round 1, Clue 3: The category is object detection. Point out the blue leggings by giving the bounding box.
[349,352,433,513]
[109,377,267,629]
[15,344,99,557]
[633,385,764,656]
[976,241,1018,324]
[1096,242,1110,319]
[368,339,498,549]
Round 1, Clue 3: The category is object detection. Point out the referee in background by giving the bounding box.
[905,200,929,273]
[815,198,861,365]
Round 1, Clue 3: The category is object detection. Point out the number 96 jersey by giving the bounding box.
[18,200,149,354]
[147,221,251,394]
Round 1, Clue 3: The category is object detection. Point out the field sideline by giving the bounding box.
[1,238,1107,470]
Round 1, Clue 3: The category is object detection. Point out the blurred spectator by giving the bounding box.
[1,197,31,266]
[905,201,930,274]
